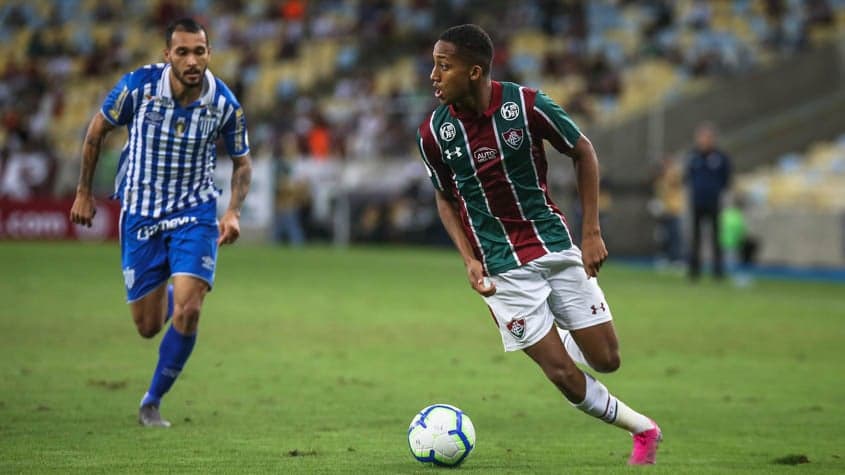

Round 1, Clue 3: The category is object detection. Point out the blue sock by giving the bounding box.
[141,324,196,407]
[164,284,174,323]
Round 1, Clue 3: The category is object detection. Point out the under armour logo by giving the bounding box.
[590,302,606,314]
[444,147,463,160]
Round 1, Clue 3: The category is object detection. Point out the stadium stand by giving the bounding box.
[1,0,843,258]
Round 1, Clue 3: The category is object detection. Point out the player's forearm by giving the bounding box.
[435,191,476,265]
[573,137,602,237]
[76,114,111,194]
[226,155,253,213]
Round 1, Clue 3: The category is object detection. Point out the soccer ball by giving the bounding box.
[407,404,476,467]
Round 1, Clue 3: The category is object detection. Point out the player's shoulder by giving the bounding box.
[122,63,166,88]
[499,81,538,96]
[417,104,451,138]
[210,74,243,108]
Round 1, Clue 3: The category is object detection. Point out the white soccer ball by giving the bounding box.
[407,404,476,467]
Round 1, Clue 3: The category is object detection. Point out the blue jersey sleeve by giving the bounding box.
[221,104,250,158]
[100,72,137,126]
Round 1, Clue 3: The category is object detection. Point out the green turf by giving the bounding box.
[1,242,843,474]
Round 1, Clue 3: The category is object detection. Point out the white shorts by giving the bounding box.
[482,247,613,352]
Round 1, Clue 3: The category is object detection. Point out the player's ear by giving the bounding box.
[469,65,483,81]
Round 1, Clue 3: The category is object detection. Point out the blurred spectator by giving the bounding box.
[650,154,684,266]
[719,192,752,287]
[685,122,731,281]
[272,153,309,246]
[306,111,333,160]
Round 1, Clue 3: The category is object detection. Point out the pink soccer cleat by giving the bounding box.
[628,421,662,465]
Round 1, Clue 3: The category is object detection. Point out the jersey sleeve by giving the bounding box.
[100,72,137,126]
[417,125,451,192]
[221,103,250,158]
[530,90,582,153]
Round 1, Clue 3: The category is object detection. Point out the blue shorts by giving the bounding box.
[120,200,219,302]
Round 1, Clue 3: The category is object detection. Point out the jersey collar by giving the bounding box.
[448,81,502,121]
[159,64,217,107]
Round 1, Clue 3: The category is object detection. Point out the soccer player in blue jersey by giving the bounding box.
[69,18,252,427]
[417,25,661,464]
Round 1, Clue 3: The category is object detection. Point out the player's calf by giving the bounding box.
[558,327,621,373]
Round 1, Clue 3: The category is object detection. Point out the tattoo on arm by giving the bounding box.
[228,156,253,213]
[77,114,113,193]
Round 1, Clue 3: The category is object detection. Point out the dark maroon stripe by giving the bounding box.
[464,117,545,265]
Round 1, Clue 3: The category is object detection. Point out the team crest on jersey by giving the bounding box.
[175,117,187,135]
[506,317,526,339]
[501,127,524,149]
[439,123,457,142]
[501,101,520,120]
[123,267,135,289]
[198,113,217,136]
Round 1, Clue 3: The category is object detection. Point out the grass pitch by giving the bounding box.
[1,242,843,474]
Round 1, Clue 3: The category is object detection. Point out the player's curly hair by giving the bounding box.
[166,18,209,47]
[439,24,493,75]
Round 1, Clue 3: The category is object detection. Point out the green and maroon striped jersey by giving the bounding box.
[417,81,582,275]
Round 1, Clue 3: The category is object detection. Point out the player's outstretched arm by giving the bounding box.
[218,154,253,246]
[435,190,495,297]
[70,112,115,227]
[570,135,608,278]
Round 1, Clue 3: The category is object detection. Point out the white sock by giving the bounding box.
[574,372,654,434]
[557,327,588,366]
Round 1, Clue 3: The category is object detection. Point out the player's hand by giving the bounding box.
[467,259,496,297]
[581,231,608,278]
[217,209,241,246]
[69,191,97,228]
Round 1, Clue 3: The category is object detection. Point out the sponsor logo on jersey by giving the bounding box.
[136,216,198,241]
[501,101,520,120]
[444,147,463,160]
[439,122,457,141]
[145,94,174,108]
[501,127,524,149]
[144,111,164,124]
[473,147,497,164]
[506,317,526,339]
[123,267,135,289]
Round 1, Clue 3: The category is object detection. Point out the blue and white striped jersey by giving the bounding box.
[101,63,250,217]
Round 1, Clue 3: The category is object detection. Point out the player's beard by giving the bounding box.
[174,66,205,90]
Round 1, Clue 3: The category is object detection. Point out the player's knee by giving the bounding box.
[135,320,163,339]
[591,351,621,373]
[175,300,202,329]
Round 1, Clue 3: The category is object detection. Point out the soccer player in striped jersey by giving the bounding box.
[417,25,661,465]
[69,18,252,427]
